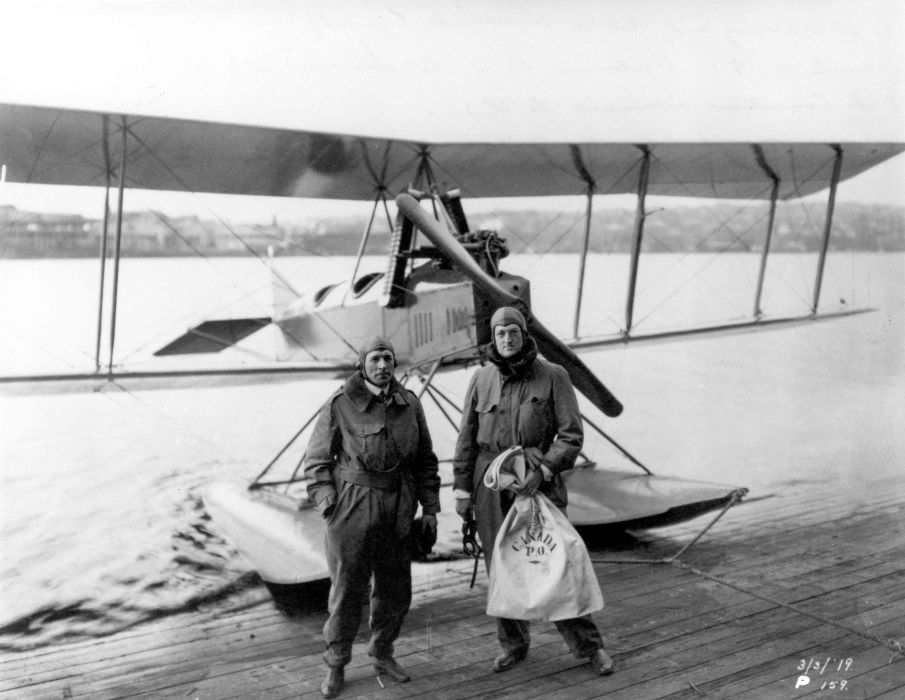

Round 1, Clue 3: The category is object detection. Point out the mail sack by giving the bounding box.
[486,492,603,620]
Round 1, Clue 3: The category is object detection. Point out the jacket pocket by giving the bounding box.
[474,398,498,446]
[325,480,350,524]
[518,393,550,440]
[354,423,384,469]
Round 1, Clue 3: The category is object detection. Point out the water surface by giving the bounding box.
[1,252,902,650]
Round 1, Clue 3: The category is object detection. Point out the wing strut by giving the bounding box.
[571,144,597,340]
[107,116,128,376]
[812,146,843,314]
[573,185,594,339]
[624,146,651,335]
[409,147,440,255]
[382,206,415,308]
[345,190,385,305]
[94,115,113,371]
[752,145,780,318]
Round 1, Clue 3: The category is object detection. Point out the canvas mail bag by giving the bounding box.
[483,446,603,621]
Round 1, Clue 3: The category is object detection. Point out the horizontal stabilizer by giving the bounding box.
[154,317,271,356]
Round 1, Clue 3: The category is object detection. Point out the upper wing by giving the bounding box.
[2,103,902,201]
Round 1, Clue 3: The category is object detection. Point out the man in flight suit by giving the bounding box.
[452,307,614,676]
[305,337,440,698]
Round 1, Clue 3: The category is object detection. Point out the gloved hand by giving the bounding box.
[322,504,336,519]
[515,467,544,496]
[421,513,438,541]
[455,496,473,520]
[523,446,545,471]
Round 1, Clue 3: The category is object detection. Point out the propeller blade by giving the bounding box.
[396,193,623,417]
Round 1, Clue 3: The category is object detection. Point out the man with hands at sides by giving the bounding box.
[305,337,440,698]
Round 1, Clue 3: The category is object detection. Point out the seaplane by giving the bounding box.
[2,90,903,595]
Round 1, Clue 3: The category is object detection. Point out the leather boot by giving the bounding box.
[374,656,410,682]
[492,647,528,672]
[320,666,344,698]
[589,648,615,676]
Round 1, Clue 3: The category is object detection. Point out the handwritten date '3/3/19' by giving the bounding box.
[794,657,853,691]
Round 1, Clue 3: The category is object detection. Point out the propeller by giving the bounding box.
[396,193,623,418]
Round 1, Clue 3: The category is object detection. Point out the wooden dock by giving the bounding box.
[3,472,904,700]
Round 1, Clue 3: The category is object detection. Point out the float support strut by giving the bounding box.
[625,146,651,335]
[752,145,780,318]
[94,116,113,372]
[107,116,128,375]
[573,184,595,339]
[812,145,843,314]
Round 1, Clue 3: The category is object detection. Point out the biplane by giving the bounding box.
[2,97,903,590]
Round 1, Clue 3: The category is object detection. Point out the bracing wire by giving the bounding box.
[113,122,397,361]
[3,326,98,372]
[100,379,238,464]
[631,205,774,331]
[416,152,530,251]
[621,148,842,332]
[124,126,288,271]
[116,277,279,365]
[764,204,826,308]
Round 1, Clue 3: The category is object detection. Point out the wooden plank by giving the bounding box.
[58,548,904,700]
[507,604,905,700]
[3,473,902,699]
[214,561,905,700]
[392,564,904,697]
[0,564,474,675]
[0,563,477,685]
[656,610,905,698]
[58,572,508,698]
[1,552,896,700]
[724,615,905,699]
[37,556,700,696]
[653,485,905,549]
[594,496,905,581]
[594,515,905,600]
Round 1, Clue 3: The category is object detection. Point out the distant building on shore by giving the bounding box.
[1,205,98,256]
[1,202,902,258]
[0,207,289,258]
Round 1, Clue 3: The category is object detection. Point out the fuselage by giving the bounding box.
[275,262,530,368]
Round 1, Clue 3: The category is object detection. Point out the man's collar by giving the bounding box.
[345,372,405,411]
[364,378,387,396]
[485,335,539,378]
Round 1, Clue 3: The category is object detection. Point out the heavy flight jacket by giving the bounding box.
[453,348,583,508]
[305,373,441,530]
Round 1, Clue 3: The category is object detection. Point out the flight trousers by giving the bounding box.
[322,481,412,668]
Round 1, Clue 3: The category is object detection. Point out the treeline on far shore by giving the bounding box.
[2,201,903,258]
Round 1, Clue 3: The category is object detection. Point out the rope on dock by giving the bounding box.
[591,490,904,660]
[671,559,905,660]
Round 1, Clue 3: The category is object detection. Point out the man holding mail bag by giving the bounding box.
[452,306,614,676]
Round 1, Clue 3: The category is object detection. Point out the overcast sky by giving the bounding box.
[1,0,903,220]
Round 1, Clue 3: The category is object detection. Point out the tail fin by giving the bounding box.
[154,318,271,355]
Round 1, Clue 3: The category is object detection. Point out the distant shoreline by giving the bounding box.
[3,202,903,257]
[3,249,903,261]
[0,249,259,260]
